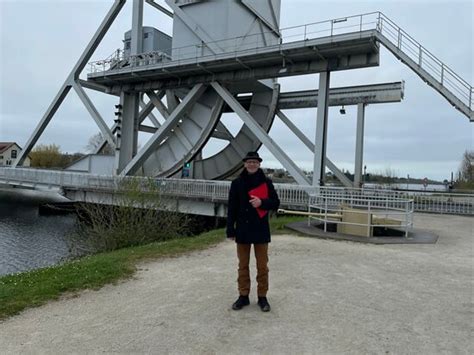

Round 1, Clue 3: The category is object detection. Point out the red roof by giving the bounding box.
[0,142,18,154]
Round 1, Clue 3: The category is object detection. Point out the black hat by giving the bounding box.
[242,151,262,162]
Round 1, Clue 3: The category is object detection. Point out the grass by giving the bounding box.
[0,216,304,321]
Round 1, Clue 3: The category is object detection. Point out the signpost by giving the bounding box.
[423,177,428,190]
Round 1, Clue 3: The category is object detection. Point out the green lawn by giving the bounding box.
[0,216,304,321]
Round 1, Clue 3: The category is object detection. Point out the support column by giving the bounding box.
[116,92,139,174]
[354,103,366,187]
[312,71,330,186]
[115,0,143,174]
[131,0,144,55]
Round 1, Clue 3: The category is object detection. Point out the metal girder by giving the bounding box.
[277,82,404,109]
[164,0,224,55]
[131,0,144,55]
[120,83,207,176]
[138,94,161,127]
[72,82,116,149]
[147,90,170,119]
[14,0,125,167]
[313,72,330,186]
[276,110,353,187]
[139,124,157,134]
[166,90,180,112]
[212,122,234,140]
[211,81,310,186]
[71,0,126,80]
[78,79,118,96]
[354,103,366,187]
[13,84,71,167]
[88,31,380,91]
[145,0,173,18]
[116,92,140,173]
[240,0,280,37]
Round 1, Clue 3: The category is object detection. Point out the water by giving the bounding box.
[0,188,82,276]
[365,183,449,192]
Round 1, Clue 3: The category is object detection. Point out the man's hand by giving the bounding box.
[249,195,262,208]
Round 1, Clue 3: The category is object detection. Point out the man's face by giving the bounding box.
[244,159,260,174]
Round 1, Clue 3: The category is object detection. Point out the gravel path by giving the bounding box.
[1,213,472,354]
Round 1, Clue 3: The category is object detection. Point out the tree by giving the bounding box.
[85,132,114,155]
[30,144,64,168]
[457,150,474,188]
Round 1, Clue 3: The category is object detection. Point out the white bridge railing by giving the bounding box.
[0,168,472,215]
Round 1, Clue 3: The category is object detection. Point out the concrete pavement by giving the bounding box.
[0,213,472,354]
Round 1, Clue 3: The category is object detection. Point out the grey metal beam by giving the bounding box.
[88,31,380,89]
[72,82,116,149]
[14,0,125,166]
[116,92,140,173]
[131,0,144,55]
[277,82,404,109]
[240,0,280,37]
[313,72,330,186]
[139,124,158,134]
[276,110,353,187]
[166,90,180,112]
[164,0,224,55]
[212,122,233,140]
[145,0,173,18]
[72,0,126,80]
[147,90,170,119]
[120,83,207,176]
[354,103,366,188]
[13,84,71,167]
[211,81,310,186]
[139,94,161,127]
[78,79,118,96]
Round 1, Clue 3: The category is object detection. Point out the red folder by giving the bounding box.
[248,183,269,218]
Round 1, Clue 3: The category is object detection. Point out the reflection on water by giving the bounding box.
[0,188,82,276]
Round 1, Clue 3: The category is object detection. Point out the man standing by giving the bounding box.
[227,151,280,312]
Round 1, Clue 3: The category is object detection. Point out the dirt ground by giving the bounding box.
[0,213,472,354]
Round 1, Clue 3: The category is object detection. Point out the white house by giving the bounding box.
[0,142,30,167]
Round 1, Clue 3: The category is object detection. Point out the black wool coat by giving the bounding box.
[226,169,280,244]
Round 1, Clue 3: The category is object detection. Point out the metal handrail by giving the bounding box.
[309,193,415,237]
[87,11,472,112]
[0,168,472,215]
[376,12,472,110]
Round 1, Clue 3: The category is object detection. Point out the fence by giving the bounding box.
[0,168,472,215]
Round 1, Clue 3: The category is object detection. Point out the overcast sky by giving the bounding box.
[0,0,472,181]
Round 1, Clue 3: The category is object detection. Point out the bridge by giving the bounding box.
[1,168,472,217]
[4,1,473,230]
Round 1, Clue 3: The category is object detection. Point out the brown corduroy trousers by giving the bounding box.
[236,243,269,297]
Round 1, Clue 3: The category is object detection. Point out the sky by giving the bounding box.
[0,0,472,181]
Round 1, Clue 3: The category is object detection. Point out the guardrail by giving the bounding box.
[309,193,414,237]
[88,11,472,112]
[88,11,381,73]
[0,168,472,215]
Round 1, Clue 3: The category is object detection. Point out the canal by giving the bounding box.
[0,188,83,276]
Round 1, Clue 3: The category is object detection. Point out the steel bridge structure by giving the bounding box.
[3,1,472,230]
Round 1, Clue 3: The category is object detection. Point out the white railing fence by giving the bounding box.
[0,168,472,215]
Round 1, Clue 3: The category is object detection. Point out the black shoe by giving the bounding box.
[257,297,271,312]
[232,295,250,310]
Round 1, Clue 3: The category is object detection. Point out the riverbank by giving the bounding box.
[0,213,472,354]
[0,216,299,320]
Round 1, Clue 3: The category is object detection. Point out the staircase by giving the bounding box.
[374,13,473,121]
